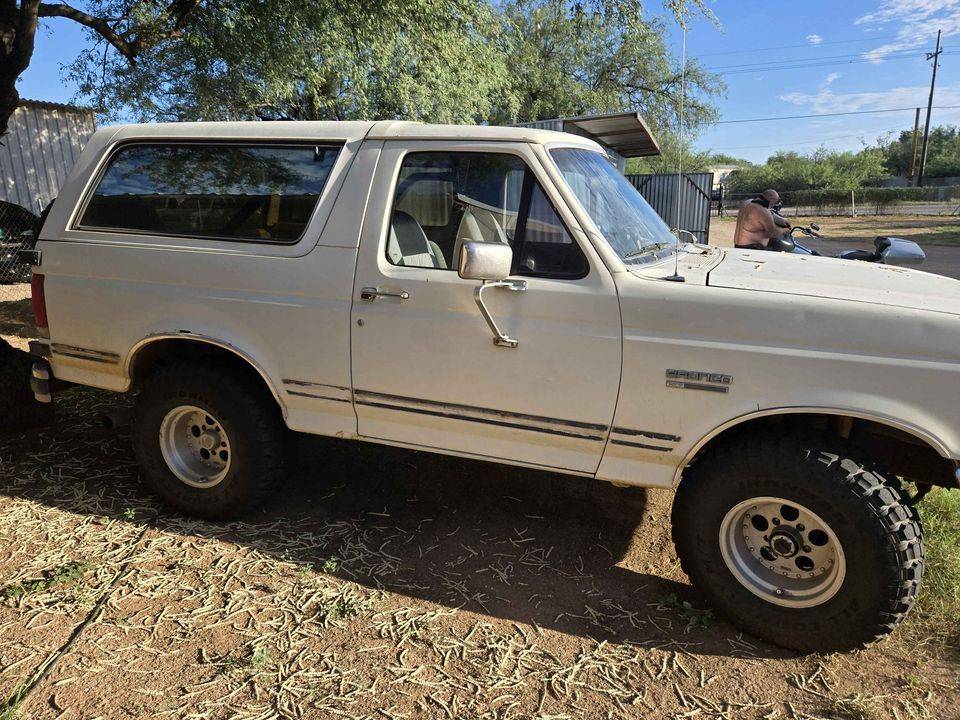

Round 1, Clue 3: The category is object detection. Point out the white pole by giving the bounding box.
[674,22,687,239]
[851,190,856,217]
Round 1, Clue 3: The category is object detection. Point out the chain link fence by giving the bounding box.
[0,200,37,291]
[715,188,960,218]
[0,201,38,349]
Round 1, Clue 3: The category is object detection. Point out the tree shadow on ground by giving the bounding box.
[0,387,798,660]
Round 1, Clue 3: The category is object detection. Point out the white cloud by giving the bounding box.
[779,84,960,117]
[824,72,840,86]
[806,34,823,46]
[855,0,960,62]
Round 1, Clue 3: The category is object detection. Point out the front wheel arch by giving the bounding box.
[676,409,956,490]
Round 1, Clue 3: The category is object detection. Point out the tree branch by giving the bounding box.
[38,3,135,59]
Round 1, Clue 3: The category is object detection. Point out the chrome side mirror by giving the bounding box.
[458,242,526,348]
[458,241,513,281]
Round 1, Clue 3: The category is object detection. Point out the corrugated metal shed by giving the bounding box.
[625,172,714,244]
[0,99,96,211]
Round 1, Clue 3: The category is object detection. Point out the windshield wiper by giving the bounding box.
[623,242,671,261]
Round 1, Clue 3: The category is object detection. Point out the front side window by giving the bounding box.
[386,151,587,278]
[79,143,339,243]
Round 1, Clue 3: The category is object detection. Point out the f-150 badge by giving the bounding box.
[666,369,733,393]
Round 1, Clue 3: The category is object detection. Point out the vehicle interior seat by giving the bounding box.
[386,210,447,269]
[452,202,510,266]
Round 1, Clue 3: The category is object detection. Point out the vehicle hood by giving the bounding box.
[708,247,960,316]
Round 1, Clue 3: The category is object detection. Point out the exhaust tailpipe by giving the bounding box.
[99,409,132,431]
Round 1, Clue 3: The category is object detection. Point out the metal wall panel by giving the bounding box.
[625,172,714,244]
[0,103,95,211]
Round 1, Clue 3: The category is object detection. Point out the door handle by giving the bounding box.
[361,287,410,302]
[474,279,526,348]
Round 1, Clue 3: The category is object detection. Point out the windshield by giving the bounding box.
[550,148,678,264]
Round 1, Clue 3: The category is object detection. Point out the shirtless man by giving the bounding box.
[733,189,791,248]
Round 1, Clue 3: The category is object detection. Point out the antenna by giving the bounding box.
[665,13,687,283]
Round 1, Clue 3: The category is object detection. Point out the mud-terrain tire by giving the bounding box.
[134,361,285,520]
[672,435,923,653]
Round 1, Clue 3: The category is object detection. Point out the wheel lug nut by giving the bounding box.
[797,524,805,531]
[803,545,811,553]
[772,518,780,525]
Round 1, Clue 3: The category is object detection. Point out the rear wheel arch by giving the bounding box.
[676,408,955,489]
[126,334,285,416]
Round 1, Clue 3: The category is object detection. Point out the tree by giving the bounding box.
[879,125,960,179]
[0,0,202,135]
[727,147,888,194]
[624,131,713,174]
[491,0,722,134]
[69,1,514,125]
[63,0,721,131]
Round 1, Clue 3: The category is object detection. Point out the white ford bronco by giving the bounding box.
[22,121,960,652]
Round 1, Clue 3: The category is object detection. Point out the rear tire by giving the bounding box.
[133,361,285,520]
[672,435,923,652]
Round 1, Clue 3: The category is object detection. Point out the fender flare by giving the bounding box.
[673,405,953,487]
[124,332,287,414]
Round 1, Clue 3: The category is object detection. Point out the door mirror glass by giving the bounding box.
[458,242,513,281]
[810,223,821,231]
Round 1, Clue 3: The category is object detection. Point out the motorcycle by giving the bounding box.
[761,222,926,267]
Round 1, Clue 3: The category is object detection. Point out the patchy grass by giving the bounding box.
[0,561,92,601]
[908,225,960,246]
[661,592,713,630]
[910,489,960,647]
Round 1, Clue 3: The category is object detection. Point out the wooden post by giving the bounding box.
[909,107,921,181]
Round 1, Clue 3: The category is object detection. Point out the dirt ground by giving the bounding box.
[0,389,957,719]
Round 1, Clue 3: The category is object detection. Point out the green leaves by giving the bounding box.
[61,0,722,140]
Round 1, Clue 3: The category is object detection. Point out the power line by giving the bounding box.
[696,35,900,58]
[715,105,960,124]
[709,50,959,77]
[718,127,905,151]
[705,48,928,72]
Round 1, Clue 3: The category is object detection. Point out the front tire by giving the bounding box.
[672,435,923,652]
[134,361,286,520]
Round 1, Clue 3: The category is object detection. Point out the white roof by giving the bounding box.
[98,120,603,150]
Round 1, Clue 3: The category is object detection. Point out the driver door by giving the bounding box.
[349,140,622,473]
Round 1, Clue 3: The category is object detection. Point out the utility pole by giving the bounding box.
[917,29,942,187]
[908,107,921,181]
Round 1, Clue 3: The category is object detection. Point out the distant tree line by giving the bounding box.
[723,125,960,195]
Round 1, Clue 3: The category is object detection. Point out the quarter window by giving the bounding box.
[386,151,588,278]
[79,143,339,243]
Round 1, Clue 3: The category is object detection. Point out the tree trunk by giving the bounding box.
[0,1,40,136]
[0,82,20,136]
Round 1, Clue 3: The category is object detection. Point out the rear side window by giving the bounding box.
[78,143,339,243]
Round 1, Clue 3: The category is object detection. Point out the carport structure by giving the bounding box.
[517,111,661,170]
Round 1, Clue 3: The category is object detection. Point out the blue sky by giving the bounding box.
[16,1,960,164]
[675,0,960,162]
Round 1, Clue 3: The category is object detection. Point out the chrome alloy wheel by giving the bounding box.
[719,496,846,608]
[159,405,232,488]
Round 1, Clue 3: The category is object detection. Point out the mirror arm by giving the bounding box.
[474,279,526,348]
